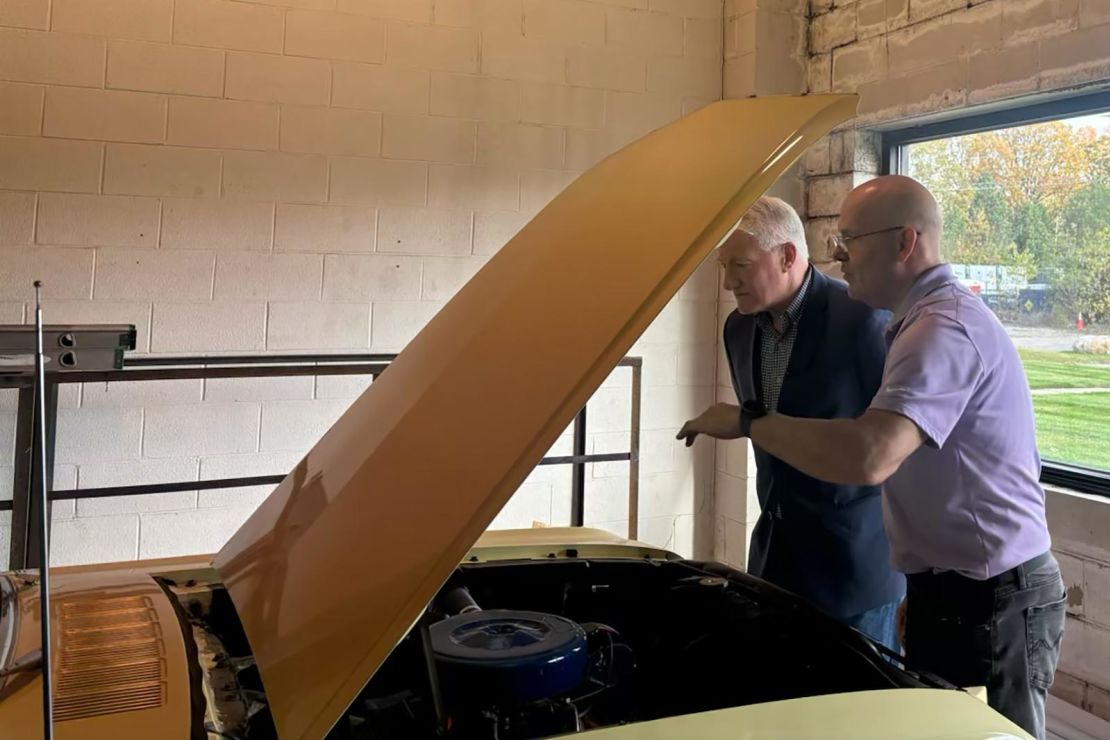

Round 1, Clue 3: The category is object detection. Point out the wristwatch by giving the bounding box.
[739,400,767,438]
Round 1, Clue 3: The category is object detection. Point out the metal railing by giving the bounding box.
[2,353,643,569]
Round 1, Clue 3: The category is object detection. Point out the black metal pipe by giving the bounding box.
[49,475,286,500]
[629,363,642,539]
[9,387,34,569]
[47,453,635,501]
[125,353,399,366]
[53,363,390,383]
[32,354,637,387]
[570,407,587,527]
[537,453,628,466]
[121,353,640,368]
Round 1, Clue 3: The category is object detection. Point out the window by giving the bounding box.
[885,94,1110,495]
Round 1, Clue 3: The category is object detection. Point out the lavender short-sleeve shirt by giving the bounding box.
[869,264,1051,579]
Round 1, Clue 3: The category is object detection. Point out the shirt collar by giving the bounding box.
[890,263,956,327]
[757,265,813,334]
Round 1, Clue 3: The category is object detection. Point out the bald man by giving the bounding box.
[704,176,1064,739]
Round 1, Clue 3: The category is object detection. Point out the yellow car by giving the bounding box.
[0,94,1032,740]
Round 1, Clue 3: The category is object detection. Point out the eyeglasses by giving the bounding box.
[827,225,914,257]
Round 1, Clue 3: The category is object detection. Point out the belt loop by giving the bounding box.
[1016,560,1028,590]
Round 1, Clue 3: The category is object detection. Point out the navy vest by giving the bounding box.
[723,268,905,619]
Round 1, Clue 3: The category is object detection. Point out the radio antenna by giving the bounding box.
[32,280,54,740]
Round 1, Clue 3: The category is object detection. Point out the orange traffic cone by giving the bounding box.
[1077,312,1085,331]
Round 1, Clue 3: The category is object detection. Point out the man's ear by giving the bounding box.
[896,228,919,264]
[781,242,797,271]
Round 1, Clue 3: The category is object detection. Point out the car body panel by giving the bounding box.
[570,689,1032,739]
[0,570,193,740]
[210,94,859,739]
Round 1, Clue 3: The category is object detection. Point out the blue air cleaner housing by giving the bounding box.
[430,609,588,706]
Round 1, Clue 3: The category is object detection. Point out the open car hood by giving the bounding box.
[213,94,859,739]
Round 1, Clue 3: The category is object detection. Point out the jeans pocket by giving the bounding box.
[1026,557,1064,590]
[1026,593,1066,691]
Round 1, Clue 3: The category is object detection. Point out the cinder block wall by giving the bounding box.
[0,0,724,565]
[800,0,1110,721]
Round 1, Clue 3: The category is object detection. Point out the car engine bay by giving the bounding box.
[163,557,927,740]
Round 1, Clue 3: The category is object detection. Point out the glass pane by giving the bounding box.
[905,111,1110,473]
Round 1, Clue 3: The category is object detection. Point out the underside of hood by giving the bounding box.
[213,94,859,740]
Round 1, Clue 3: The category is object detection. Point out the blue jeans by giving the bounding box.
[905,552,1065,740]
[844,598,901,654]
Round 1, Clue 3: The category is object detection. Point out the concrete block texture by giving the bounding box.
[36,194,160,248]
[0,82,43,136]
[0,0,727,568]
[151,301,266,354]
[173,0,284,53]
[104,144,221,198]
[0,28,105,87]
[143,403,261,458]
[0,191,36,246]
[0,0,49,30]
[43,87,166,145]
[52,0,173,42]
[167,97,279,151]
[106,40,225,97]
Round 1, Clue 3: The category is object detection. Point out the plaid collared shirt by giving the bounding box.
[755,267,813,413]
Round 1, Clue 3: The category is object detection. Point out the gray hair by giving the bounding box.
[736,196,809,261]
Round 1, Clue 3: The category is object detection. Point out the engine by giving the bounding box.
[166,557,924,740]
[424,588,634,739]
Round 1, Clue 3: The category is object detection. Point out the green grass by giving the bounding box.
[1032,393,1110,470]
[1018,348,1110,390]
[1015,349,1110,470]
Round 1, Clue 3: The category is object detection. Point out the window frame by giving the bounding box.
[881,90,1110,499]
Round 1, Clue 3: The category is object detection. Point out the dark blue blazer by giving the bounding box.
[724,268,905,619]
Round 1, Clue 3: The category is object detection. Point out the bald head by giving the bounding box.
[833,175,945,310]
[842,175,942,262]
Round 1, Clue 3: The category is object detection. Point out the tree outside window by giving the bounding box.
[903,113,1110,473]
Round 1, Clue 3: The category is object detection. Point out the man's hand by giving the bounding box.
[676,403,742,447]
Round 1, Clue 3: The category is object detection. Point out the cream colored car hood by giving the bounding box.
[212,94,859,739]
[577,689,1032,739]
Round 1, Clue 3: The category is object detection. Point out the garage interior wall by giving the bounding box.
[0,0,725,566]
[797,0,1110,721]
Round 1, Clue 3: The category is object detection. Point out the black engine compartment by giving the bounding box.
[167,556,929,739]
[323,557,924,739]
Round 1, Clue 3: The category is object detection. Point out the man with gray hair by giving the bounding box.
[678,196,904,650]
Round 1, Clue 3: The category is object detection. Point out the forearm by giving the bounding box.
[716,403,741,436]
[748,414,879,486]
